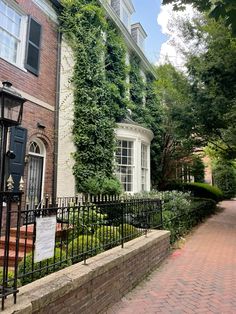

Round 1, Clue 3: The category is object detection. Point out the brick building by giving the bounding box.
[1,0,157,204]
[0,0,59,206]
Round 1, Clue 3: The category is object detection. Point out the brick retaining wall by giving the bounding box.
[5,230,170,314]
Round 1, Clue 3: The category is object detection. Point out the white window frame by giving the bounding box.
[141,143,148,191]
[116,139,134,192]
[0,0,27,70]
[27,138,46,203]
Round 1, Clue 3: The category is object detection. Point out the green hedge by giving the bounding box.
[119,224,139,242]
[0,270,21,288]
[18,248,71,285]
[165,182,223,201]
[95,226,121,249]
[68,235,102,263]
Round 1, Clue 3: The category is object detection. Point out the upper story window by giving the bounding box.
[138,34,145,51]
[0,0,24,65]
[0,0,41,75]
[111,0,134,32]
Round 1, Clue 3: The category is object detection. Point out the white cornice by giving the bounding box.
[116,123,154,141]
[100,0,156,78]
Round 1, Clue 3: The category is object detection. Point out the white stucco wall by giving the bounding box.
[57,38,76,197]
[115,122,153,193]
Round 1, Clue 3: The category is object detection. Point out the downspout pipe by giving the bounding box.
[52,30,62,202]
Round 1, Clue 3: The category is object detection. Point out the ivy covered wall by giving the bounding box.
[60,0,163,194]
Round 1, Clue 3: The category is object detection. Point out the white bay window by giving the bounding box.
[115,119,153,193]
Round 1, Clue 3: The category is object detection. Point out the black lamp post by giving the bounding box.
[0,81,25,191]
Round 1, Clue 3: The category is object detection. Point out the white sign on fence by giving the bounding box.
[34,216,57,263]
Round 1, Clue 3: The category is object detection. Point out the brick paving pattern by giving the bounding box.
[107,200,236,314]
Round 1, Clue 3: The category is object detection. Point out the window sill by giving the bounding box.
[0,57,27,73]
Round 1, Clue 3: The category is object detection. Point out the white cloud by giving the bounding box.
[157,4,197,69]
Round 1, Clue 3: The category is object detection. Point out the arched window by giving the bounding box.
[29,141,41,154]
[26,139,46,211]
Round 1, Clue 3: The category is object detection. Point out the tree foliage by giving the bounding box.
[162,0,236,36]
[185,17,236,159]
[152,63,196,187]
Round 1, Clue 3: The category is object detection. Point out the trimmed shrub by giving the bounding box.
[187,183,223,201]
[95,226,121,249]
[164,182,223,201]
[213,163,236,199]
[0,270,21,288]
[68,235,102,263]
[119,223,140,242]
[68,206,107,239]
[101,177,122,195]
[18,248,71,285]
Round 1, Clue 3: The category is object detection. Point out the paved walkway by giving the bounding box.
[107,200,236,314]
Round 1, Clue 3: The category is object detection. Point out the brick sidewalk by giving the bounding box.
[107,200,236,314]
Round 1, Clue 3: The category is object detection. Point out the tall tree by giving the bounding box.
[153,63,195,188]
[184,17,236,159]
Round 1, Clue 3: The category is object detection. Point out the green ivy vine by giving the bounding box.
[60,0,162,194]
[60,0,127,194]
[129,53,164,187]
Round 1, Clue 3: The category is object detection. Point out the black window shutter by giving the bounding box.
[8,127,27,192]
[25,17,42,76]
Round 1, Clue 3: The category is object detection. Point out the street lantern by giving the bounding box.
[0,81,25,126]
[0,81,25,191]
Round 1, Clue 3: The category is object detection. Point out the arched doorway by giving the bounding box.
[26,139,46,209]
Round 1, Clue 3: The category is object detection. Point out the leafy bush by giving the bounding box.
[81,176,122,196]
[158,190,191,213]
[68,235,102,263]
[100,177,122,195]
[164,182,223,201]
[119,223,139,242]
[213,162,236,199]
[18,248,71,285]
[95,226,121,249]
[68,205,107,239]
[162,197,217,242]
[0,269,21,288]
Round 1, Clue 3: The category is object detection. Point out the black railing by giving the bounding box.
[0,192,23,310]
[0,194,162,310]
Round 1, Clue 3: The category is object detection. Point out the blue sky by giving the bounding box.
[131,0,168,63]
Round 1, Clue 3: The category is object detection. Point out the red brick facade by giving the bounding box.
[0,0,58,200]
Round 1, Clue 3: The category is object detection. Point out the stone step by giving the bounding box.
[0,236,33,253]
[0,249,24,267]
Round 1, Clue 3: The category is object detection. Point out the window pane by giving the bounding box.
[122,7,129,28]
[115,140,134,192]
[0,0,21,64]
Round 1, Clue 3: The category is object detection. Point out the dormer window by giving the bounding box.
[111,0,135,32]
[131,23,147,52]
[121,6,129,29]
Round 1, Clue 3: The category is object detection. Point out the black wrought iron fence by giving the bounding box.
[0,194,162,310]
